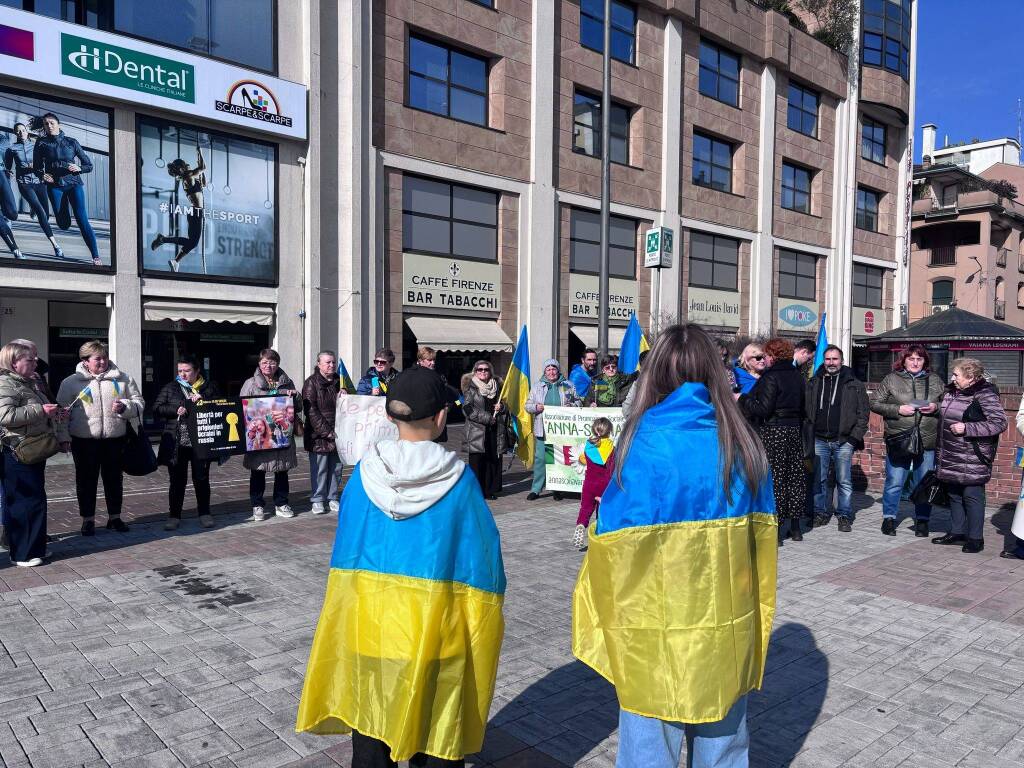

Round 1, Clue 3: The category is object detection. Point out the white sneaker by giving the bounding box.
[15,558,43,567]
[198,514,215,529]
[311,502,326,515]
[164,519,180,531]
[573,524,588,551]
[275,504,295,518]
[249,506,267,522]
[329,500,339,513]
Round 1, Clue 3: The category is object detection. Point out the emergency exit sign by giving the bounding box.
[644,226,674,269]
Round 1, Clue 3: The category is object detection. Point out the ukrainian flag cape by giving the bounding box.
[572,383,777,723]
[296,464,506,760]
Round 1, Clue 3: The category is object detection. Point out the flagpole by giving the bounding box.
[598,0,611,356]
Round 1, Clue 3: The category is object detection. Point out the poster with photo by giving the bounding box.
[138,116,276,283]
[188,395,293,460]
[0,87,113,269]
[242,395,294,451]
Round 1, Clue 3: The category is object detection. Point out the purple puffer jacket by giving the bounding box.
[935,380,1007,486]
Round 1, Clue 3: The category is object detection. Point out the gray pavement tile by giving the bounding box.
[147,706,218,743]
[110,747,186,768]
[125,682,196,719]
[225,738,300,768]
[83,715,167,763]
[22,737,101,768]
[170,731,242,767]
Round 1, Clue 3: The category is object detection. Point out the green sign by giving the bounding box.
[645,230,660,255]
[644,226,674,269]
[61,33,195,103]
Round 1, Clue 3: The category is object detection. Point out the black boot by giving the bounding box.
[552,492,563,501]
[914,519,929,538]
[881,518,896,536]
[789,518,803,541]
[932,533,967,545]
[961,538,984,554]
[837,516,852,532]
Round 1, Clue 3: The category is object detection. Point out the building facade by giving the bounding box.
[1,1,918,409]
[922,123,1021,176]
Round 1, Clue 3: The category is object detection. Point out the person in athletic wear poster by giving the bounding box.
[150,146,206,273]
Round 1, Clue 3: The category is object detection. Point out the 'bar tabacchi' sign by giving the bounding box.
[403,253,501,312]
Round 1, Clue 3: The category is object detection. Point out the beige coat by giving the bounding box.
[55,361,145,442]
[0,370,53,444]
[240,368,299,473]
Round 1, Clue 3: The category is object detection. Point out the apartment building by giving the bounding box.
[922,123,1021,176]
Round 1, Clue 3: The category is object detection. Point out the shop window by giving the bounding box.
[853,264,884,308]
[778,250,816,301]
[579,0,636,65]
[689,232,739,291]
[408,35,489,127]
[931,279,954,307]
[692,133,732,193]
[698,40,740,107]
[137,115,277,283]
[862,117,886,164]
[403,175,498,262]
[781,162,812,214]
[573,89,631,165]
[570,209,636,279]
[863,0,911,81]
[857,187,881,232]
[787,82,818,137]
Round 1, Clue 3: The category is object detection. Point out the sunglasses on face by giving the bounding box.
[751,355,765,361]
[475,367,490,373]
[374,359,389,365]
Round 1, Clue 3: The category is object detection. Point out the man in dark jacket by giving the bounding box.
[568,348,599,401]
[303,351,343,515]
[806,345,869,532]
[356,348,400,395]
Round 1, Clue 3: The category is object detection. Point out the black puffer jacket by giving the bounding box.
[302,370,339,454]
[935,380,1007,486]
[804,366,870,449]
[740,360,806,427]
[152,377,219,440]
[461,374,507,456]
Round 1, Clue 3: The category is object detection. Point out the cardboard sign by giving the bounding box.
[541,406,626,492]
[334,394,399,465]
[189,395,293,460]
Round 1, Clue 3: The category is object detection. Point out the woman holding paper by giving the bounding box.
[54,340,144,536]
[153,356,219,531]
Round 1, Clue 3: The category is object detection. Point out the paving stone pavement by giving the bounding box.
[2,453,1024,767]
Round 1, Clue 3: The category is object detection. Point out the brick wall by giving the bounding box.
[852,386,1024,507]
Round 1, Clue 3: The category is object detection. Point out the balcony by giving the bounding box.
[998,248,1010,268]
[996,300,1006,320]
[928,245,957,266]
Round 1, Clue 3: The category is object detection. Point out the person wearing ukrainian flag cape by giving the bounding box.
[296,365,505,768]
[572,324,777,768]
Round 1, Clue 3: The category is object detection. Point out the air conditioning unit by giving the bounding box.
[932,304,949,314]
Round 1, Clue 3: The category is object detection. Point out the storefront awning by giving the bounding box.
[143,300,275,326]
[570,325,627,351]
[405,316,514,353]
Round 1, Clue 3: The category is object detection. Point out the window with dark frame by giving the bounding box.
[692,133,732,193]
[570,209,637,279]
[689,232,739,291]
[863,0,911,81]
[402,175,498,262]
[698,40,740,107]
[579,0,637,65]
[931,279,954,306]
[862,117,886,164]
[781,162,812,214]
[856,187,881,232]
[468,0,494,7]
[573,89,631,165]
[853,264,884,308]
[408,35,489,127]
[787,82,818,137]
[778,250,817,301]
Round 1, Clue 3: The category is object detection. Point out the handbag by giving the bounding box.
[13,432,60,465]
[910,469,948,507]
[885,417,922,463]
[122,420,159,476]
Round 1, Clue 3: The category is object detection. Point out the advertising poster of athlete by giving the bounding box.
[138,116,276,283]
[242,395,293,452]
[0,87,113,269]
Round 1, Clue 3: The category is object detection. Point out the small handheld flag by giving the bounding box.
[618,313,650,376]
[337,358,356,392]
[499,326,534,468]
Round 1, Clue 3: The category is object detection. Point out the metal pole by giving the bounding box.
[598,0,612,356]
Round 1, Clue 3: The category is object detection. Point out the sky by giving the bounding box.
[913,0,1022,161]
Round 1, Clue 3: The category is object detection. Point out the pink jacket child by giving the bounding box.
[574,417,615,550]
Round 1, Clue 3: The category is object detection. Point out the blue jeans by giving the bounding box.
[531,437,547,494]
[814,439,854,520]
[308,451,341,505]
[882,450,935,521]
[48,183,99,259]
[617,697,749,768]
[1,448,48,563]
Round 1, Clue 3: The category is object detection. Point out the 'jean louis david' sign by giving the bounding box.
[687,287,740,328]
[403,253,501,312]
[570,274,639,320]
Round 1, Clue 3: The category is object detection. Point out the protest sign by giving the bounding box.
[189,395,293,460]
[334,394,399,465]
[541,407,625,492]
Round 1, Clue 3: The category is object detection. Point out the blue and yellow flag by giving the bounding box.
[812,312,828,375]
[296,465,505,761]
[499,325,534,467]
[573,383,777,723]
[337,357,356,392]
[618,313,650,375]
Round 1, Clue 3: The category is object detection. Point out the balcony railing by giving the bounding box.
[996,300,1006,320]
[929,245,956,266]
[998,248,1010,268]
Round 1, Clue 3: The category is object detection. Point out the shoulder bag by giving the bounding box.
[13,432,60,465]
[122,419,159,476]
[910,469,948,507]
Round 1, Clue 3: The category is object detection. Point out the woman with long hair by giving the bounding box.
[573,324,776,768]
[4,122,64,259]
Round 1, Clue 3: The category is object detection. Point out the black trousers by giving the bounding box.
[167,446,211,518]
[946,482,986,540]
[71,436,126,518]
[249,470,289,507]
[467,452,502,497]
[1,448,47,562]
[351,731,463,768]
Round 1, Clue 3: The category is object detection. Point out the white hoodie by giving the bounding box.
[360,439,465,520]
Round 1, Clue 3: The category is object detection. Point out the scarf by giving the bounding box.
[471,375,498,399]
[177,375,205,399]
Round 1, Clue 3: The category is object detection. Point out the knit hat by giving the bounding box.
[541,358,560,373]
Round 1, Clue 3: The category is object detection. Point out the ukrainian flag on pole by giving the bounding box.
[500,326,534,468]
[812,313,828,375]
[337,356,357,393]
[618,313,650,376]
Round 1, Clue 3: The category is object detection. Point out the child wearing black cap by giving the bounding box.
[296,366,506,767]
